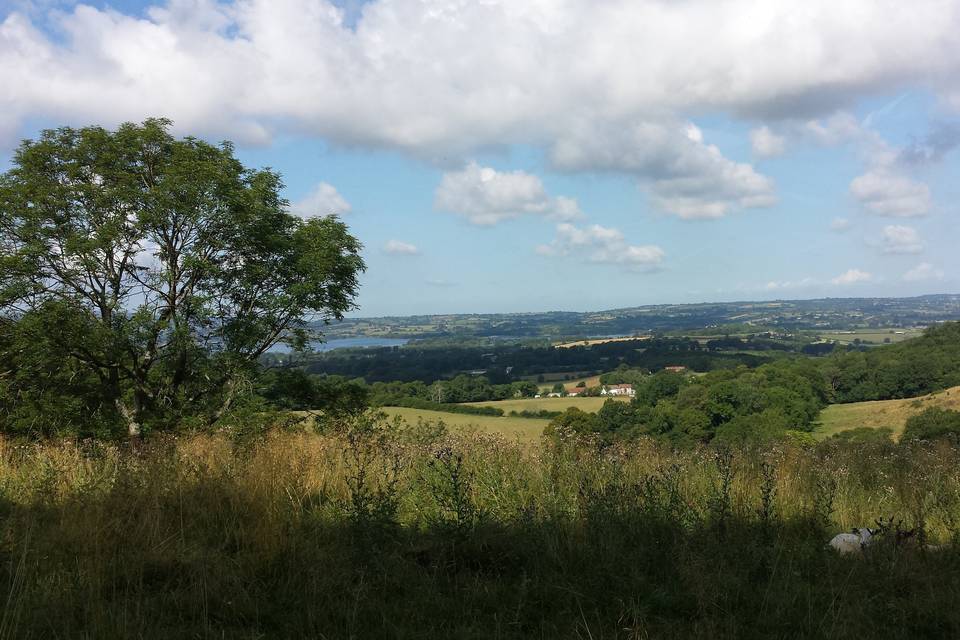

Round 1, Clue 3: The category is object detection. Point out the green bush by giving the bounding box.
[903,407,960,442]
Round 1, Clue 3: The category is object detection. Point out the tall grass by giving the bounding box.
[1,415,959,638]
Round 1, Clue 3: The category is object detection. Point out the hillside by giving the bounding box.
[816,386,960,440]
[323,295,960,340]
[379,407,548,442]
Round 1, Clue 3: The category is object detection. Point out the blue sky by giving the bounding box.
[2,1,959,316]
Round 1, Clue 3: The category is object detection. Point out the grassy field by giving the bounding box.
[380,406,549,441]
[554,335,651,348]
[816,385,960,440]
[462,395,626,414]
[3,427,960,638]
[815,327,924,345]
[519,371,598,385]
[563,374,602,391]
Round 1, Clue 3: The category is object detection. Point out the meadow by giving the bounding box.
[815,327,925,345]
[1,418,960,638]
[816,386,960,440]
[462,395,623,413]
[380,406,549,441]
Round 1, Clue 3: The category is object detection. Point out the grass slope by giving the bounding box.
[462,395,625,414]
[380,406,548,441]
[816,385,960,440]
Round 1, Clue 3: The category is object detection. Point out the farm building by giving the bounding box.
[601,384,635,397]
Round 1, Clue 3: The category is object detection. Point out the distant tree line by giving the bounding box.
[297,336,783,385]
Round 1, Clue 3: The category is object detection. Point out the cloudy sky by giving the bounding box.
[2,0,959,316]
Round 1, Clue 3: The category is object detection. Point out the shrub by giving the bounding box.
[902,407,960,442]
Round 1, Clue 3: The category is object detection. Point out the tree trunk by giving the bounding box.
[208,378,237,426]
[116,399,142,440]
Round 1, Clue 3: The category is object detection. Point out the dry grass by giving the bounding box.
[554,335,651,348]
[379,406,549,441]
[816,385,960,440]
[462,395,625,414]
[2,424,960,638]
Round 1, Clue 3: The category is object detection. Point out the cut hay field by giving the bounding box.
[554,335,651,348]
[815,327,924,345]
[462,396,626,414]
[815,385,960,440]
[527,374,603,392]
[379,406,549,441]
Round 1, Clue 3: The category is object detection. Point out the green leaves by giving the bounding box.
[0,119,365,435]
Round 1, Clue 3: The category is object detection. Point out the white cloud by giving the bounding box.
[290,182,351,218]
[804,112,867,146]
[902,262,945,282]
[849,170,931,217]
[537,223,664,269]
[799,112,936,219]
[550,121,776,219]
[4,1,960,172]
[434,162,582,226]
[830,268,872,286]
[763,277,817,291]
[383,239,419,255]
[750,126,786,157]
[880,224,923,254]
[830,217,852,232]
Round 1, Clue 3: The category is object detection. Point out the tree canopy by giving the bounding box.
[0,119,365,437]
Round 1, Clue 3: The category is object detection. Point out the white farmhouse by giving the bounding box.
[601,384,635,397]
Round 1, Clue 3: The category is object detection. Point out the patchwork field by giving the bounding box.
[815,385,960,440]
[379,406,549,442]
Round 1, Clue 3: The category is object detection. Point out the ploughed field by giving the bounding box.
[816,385,960,440]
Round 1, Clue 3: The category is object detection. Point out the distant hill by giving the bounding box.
[324,294,960,340]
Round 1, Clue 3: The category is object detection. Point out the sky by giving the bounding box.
[2,0,959,316]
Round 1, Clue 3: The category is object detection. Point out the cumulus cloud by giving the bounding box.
[804,112,867,146]
[830,268,873,286]
[383,239,419,255]
[849,170,931,217]
[763,277,817,291]
[902,262,945,282]
[830,218,852,232]
[550,122,775,219]
[536,223,664,270]
[880,225,923,254]
[750,126,786,157]
[290,182,351,218]
[434,162,582,226]
[3,0,960,175]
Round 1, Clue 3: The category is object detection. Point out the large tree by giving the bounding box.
[0,119,365,436]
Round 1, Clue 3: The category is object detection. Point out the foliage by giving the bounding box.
[902,407,960,443]
[0,119,364,436]
[303,336,775,384]
[823,322,960,403]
